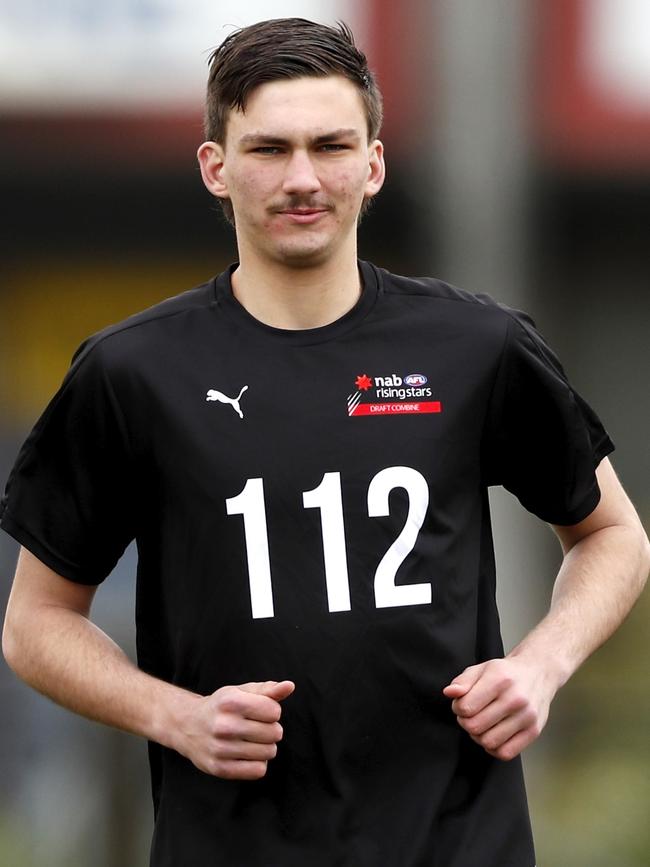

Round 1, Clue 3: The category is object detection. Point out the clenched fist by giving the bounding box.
[443,656,559,762]
[171,680,295,780]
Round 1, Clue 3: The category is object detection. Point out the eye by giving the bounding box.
[319,143,348,152]
[253,146,282,155]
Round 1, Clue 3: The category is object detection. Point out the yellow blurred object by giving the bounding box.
[0,257,221,426]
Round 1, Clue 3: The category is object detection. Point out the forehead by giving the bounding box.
[226,75,368,143]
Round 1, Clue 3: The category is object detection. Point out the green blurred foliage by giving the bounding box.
[527,582,650,867]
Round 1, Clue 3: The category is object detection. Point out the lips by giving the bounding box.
[278,208,329,224]
[281,208,326,215]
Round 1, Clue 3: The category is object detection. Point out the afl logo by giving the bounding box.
[405,373,427,386]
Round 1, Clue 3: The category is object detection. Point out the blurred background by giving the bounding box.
[1,0,648,864]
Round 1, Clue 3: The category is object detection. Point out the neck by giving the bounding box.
[231,244,362,330]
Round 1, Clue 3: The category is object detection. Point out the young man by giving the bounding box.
[2,18,648,867]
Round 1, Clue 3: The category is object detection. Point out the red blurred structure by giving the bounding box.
[535,0,650,170]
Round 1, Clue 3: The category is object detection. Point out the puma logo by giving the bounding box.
[206,385,249,419]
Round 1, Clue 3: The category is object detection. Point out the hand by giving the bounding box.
[443,657,558,761]
[174,680,295,780]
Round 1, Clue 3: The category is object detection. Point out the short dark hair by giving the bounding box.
[205,18,383,143]
[203,18,383,225]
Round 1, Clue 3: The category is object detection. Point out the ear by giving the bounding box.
[197,141,229,200]
[364,139,386,200]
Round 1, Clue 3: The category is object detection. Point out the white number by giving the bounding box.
[225,477,274,619]
[367,466,432,608]
[227,467,431,618]
[303,472,351,612]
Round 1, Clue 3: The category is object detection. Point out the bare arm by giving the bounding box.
[444,457,650,760]
[2,548,293,779]
[509,457,649,682]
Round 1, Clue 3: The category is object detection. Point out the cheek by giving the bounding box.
[330,167,369,207]
[334,160,370,191]
[230,167,276,205]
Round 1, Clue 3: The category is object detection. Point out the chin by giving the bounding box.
[270,240,335,268]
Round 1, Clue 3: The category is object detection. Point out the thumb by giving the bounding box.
[442,663,485,698]
[240,680,295,701]
[442,682,469,699]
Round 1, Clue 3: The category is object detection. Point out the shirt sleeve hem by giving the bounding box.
[592,433,616,467]
[0,511,106,586]
[539,485,601,527]
[536,436,616,527]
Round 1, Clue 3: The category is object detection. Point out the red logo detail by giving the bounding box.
[355,374,373,391]
[350,401,442,417]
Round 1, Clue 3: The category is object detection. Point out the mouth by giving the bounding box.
[277,207,330,225]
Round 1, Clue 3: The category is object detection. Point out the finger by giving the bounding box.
[442,683,469,699]
[213,712,283,744]
[451,668,514,718]
[484,725,540,762]
[457,702,510,737]
[215,739,279,762]
[266,680,295,701]
[237,720,284,745]
[442,663,485,699]
[209,759,269,781]
[240,680,295,701]
[218,688,285,724]
[465,706,536,751]
[456,690,528,737]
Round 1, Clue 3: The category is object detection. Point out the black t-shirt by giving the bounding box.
[0,261,614,867]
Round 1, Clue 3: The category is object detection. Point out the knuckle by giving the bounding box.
[463,717,482,736]
[215,716,238,738]
[481,734,500,752]
[207,758,225,777]
[213,739,234,759]
[520,707,536,726]
[218,694,242,714]
[508,691,528,711]
[484,659,503,674]
[497,745,516,762]
[248,761,268,780]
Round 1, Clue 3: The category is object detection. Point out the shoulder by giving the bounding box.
[372,261,535,339]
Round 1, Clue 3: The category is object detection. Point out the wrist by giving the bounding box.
[149,680,203,752]
[507,636,574,693]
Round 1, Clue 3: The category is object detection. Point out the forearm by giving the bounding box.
[445,460,649,760]
[509,522,649,688]
[2,549,291,780]
[3,603,199,750]
[3,598,291,780]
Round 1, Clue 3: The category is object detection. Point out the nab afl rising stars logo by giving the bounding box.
[347,372,442,417]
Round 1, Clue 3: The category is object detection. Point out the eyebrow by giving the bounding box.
[238,128,362,147]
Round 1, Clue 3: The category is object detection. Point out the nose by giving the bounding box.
[282,149,321,195]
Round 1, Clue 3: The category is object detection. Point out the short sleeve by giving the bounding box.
[0,338,137,584]
[482,308,615,525]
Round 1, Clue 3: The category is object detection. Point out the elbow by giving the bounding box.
[2,603,31,681]
[640,528,650,591]
[617,513,650,597]
[627,518,650,602]
[2,609,20,674]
